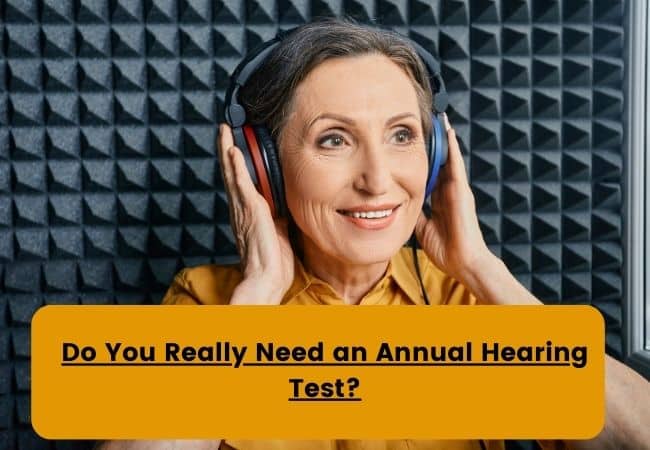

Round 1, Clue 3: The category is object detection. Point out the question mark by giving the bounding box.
[347,377,359,397]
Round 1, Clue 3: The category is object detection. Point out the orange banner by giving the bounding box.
[32,305,604,440]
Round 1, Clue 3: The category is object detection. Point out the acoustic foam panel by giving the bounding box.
[0,0,626,449]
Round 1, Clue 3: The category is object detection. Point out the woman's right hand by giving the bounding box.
[217,123,295,305]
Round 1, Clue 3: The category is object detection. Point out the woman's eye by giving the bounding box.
[317,133,346,149]
[392,127,414,144]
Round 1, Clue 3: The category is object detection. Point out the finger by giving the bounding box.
[221,146,242,242]
[218,123,235,188]
[217,125,246,244]
[217,126,258,263]
[224,148,251,261]
[218,122,234,152]
[217,125,241,216]
[444,116,470,185]
[443,112,451,132]
[219,124,261,205]
[229,143,262,207]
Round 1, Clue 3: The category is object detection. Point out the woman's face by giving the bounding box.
[280,53,429,266]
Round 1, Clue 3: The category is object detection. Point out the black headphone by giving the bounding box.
[224,26,450,219]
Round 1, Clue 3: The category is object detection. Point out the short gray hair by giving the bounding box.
[238,16,435,151]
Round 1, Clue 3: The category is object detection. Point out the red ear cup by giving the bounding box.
[242,124,277,218]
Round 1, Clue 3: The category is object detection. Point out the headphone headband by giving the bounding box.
[223,24,450,219]
[408,39,449,113]
[225,27,448,129]
[225,31,289,128]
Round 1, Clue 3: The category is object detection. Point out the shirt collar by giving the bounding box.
[281,248,422,305]
[389,247,427,305]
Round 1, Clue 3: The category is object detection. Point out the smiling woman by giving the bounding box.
[98,16,650,450]
[280,53,429,273]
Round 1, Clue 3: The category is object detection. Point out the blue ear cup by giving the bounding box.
[424,112,449,198]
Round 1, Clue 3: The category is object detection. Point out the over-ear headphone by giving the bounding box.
[224,26,450,219]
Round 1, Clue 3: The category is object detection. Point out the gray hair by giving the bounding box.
[238,16,435,151]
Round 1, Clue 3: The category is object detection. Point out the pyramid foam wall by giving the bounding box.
[0,1,626,449]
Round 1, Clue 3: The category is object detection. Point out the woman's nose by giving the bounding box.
[352,143,392,195]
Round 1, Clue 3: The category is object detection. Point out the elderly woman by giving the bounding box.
[102,17,649,450]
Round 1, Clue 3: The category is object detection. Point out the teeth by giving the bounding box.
[346,209,394,219]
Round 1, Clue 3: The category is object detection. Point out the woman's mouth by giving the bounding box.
[336,204,401,230]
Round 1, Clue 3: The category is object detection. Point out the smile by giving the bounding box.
[341,208,394,219]
[336,204,401,230]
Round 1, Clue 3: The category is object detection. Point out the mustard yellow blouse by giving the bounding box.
[162,247,476,307]
[162,247,562,450]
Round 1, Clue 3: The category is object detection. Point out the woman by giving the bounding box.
[103,17,650,450]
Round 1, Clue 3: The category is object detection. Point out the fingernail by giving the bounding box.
[443,113,451,131]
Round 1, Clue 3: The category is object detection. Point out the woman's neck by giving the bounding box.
[299,234,389,305]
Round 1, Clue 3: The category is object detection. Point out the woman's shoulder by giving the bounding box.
[161,263,243,305]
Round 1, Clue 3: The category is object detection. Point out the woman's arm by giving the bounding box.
[96,126,282,450]
[218,123,295,305]
[459,251,650,450]
[416,117,650,450]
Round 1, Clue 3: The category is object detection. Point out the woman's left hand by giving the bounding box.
[414,115,492,283]
[415,123,650,450]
